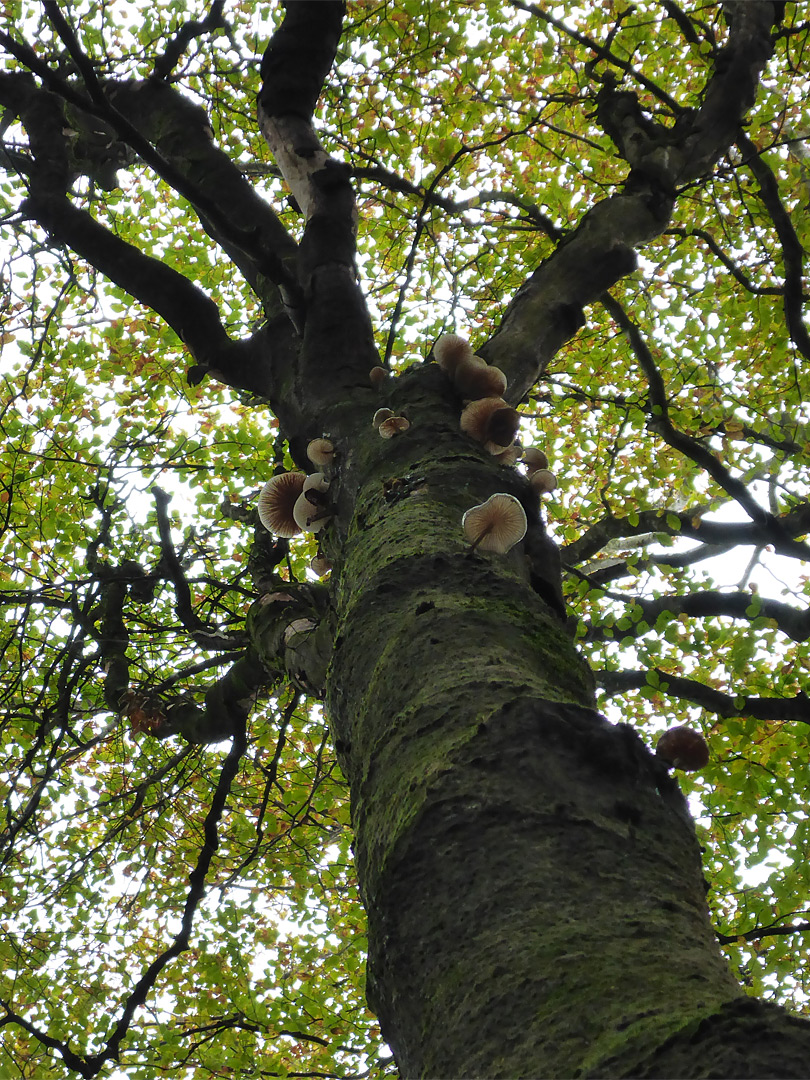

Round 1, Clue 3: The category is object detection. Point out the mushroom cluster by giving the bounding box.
[257,463,333,539]
[435,334,519,459]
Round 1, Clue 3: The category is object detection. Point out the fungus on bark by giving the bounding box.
[522,447,550,473]
[378,416,410,438]
[369,366,388,388]
[493,445,520,466]
[307,437,335,467]
[655,726,710,771]
[462,493,527,554]
[293,473,332,533]
[460,397,520,453]
[372,407,394,428]
[257,472,306,537]
[530,468,558,494]
[453,356,508,399]
[310,554,332,576]
[433,332,473,375]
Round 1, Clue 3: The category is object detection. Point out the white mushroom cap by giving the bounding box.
[462,493,527,554]
[293,473,332,532]
[529,469,557,494]
[307,438,335,467]
[434,333,473,375]
[257,472,306,537]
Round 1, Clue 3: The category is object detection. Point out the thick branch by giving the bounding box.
[584,588,810,644]
[257,1,379,405]
[563,503,810,566]
[596,667,810,725]
[481,1,778,400]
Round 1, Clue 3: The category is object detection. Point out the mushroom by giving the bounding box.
[460,397,520,453]
[522,447,549,473]
[372,407,394,428]
[462,493,527,554]
[493,444,520,467]
[378,415,410,438]
[293,472,332,533]
[307,437,335,467]
[369,366,388,388]
[257,472,306,537]
[453,357,507,399]
[433,333,473,375]
[310,554,333,576]
[655,727,710,771]
[529,468,557,494]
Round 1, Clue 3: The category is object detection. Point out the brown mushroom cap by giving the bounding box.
[655,726,710,771]
[462,493,527,554]
[434,333,473,375]
[529,468,557,494]
[307,437,335,467]
[522,447,549,473]
[310,554,333,576]
[460,397,520,452]
[257,472,306,537]
[493,444,520,466]
[372,407,394,428]
[453,357,507,399]
[378,415,410,438]
[369,366,388,388]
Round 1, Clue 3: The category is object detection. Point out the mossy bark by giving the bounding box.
[321,362,810,1078]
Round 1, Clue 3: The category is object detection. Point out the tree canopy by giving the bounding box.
[1,1,810,1077]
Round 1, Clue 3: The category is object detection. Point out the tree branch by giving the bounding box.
[596,667,810,725]
[480,1,778,400]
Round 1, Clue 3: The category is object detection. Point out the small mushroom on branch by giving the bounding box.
[460,397,520,453]
[257,472,306,537]
[310,554,333,577]
[378,415,410,438]
[369,366,388,388]
[453,357,507,399]
[307,438,335,467]
[529,468,557,494]
[522,447,549,473]
[372,407,394,428]
[655,726,710,771]
[462,493,527,554]
[434,333,474,375]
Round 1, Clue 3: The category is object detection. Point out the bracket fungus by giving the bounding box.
[462,493,527,554]
[293,473,332,533]
[378,415,410,438]
[307,438,335,467]
[655,726,710,771]
[257,472,306,537]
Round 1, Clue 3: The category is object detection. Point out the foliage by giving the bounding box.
[1,0,809,1075]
